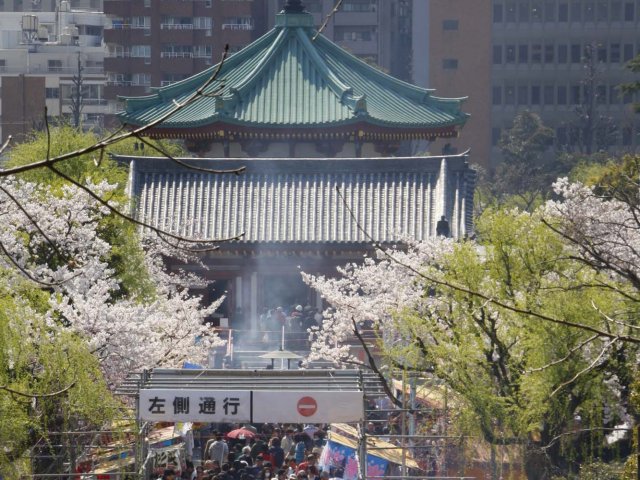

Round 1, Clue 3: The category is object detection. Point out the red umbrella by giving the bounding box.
[226,428,257,440]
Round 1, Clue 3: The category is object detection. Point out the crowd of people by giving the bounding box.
[159,424,334,480]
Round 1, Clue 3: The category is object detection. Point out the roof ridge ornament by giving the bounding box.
[284,0,306,14]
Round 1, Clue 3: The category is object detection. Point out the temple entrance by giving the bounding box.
[261,274,314,310]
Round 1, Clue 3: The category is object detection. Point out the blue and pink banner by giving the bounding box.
[318,440,388,480]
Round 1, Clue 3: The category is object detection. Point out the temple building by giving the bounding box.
[118,0,468,158]
[118,0,476,328]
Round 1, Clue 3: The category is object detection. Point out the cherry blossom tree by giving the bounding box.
[0,177,224,386]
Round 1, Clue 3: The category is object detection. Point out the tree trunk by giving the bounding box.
[523,445,552,480]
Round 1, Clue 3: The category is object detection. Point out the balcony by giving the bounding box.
[160,52,194,59]
[221,23,254,31]
[160,23,194,30]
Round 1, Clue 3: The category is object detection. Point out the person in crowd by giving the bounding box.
[276,469,287,480]
[296,454,316,473]
[285,457,297,477]
[281,429,295,457]
[268,437,285,468]
[183,461,196,480]
[251,438,269,460]
[161,469,177,480]
[249,454,265,477]
[208,434,230,465]
[294,434,306,464]
[258,466,273,480]
[237,445,253,466]
[195,465,205,480]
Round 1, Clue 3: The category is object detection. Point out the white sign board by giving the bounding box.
[253,391,363,423]
[139,389,252,423]
[139,390,364,423]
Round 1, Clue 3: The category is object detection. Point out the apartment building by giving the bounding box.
[103,0,267,121]
[0,3,107,142]
[0,0,101,12]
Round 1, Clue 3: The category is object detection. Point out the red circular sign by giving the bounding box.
[297,396,318,417]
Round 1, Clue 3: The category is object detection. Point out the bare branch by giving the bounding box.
[524,334,599,374]
[132,134,245,176]
[549,337,617,397]
[313,0,344,41]
[0,135,12,155]
[0,380,76,398]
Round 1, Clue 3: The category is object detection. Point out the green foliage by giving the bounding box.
[0,271,124,479]
[483,111,558,211]
[621,53,640,113]
[390,207,636,475]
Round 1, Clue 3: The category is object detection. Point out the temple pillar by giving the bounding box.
[250,272,258,331]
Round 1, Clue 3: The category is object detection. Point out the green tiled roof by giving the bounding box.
[118,11,468,136]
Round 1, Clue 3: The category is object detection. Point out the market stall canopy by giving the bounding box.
[329,424,421,470]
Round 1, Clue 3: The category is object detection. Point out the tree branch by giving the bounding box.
[0,380,76,398]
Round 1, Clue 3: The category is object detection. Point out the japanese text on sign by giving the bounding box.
[139,390,251,423]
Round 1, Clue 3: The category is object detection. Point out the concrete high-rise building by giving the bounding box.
[418,0,492,166]
[491,0,640,160]
[103,0,268,121]
[0,3,107,142]
[414,0,640,167]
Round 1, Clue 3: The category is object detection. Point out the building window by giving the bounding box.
[559,1,569,21]
[48,59,62,72]
[519,1,530,21]
[493,85,503,105]
[493,45,503,64]
[584,2,596,21]
[557,126,568,146]
[558,44,568,63]
[531,85,541,105]
[544,85,554,105]
[222,16,254,30]
[596,85,607,104]
[624,2,635,20]
[131,45,151,58]
[611,1,623,20]
[571,44,582,63]
[144,0,150,6]
[505,85,516,105]
[571,1,582,20]
[518,85,528,105]
[610,85,621,104]
[622,127,632,145]
[494,3,504,22]
[506,1,517,21]
[544,44,554,63]
[45,87,59,99]
[611,43,621,62]
[492,127,502,146]
[442,58,459,69]
[0,59,5,72]
[443,19,459,30]
[518,44,529,63]
[557,85,568,104]
[531,2,543,21]
[597,44,607,62]
[571,85,581,104]
[596,0,608,21]
[544,1,555,20]
[334,26,374,41]
[506,44,516,63]
[623,43,634,61]
[342,1,377,12]
[532,44,542,63]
